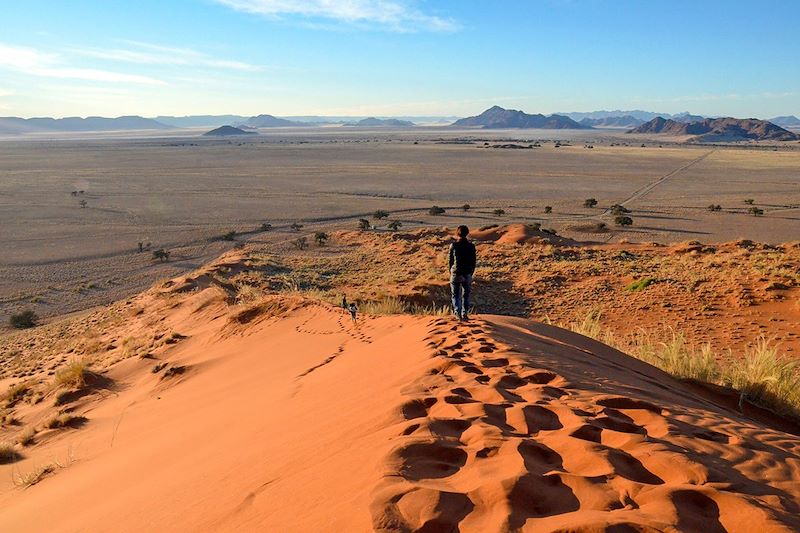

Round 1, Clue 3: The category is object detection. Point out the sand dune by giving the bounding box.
[1,271,799,531]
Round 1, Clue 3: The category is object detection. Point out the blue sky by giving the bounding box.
[0,0,798,118]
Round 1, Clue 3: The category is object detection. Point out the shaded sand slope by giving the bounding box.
[2,291,799,531]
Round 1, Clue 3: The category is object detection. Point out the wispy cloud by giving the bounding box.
[0,43,165,85]
[72,41,262,72]
[216,0,459,32]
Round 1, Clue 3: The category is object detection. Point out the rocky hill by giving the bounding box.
[629,116,799,141]
[453,106,589,129]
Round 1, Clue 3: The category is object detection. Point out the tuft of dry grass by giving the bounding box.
[44,413,85,430]
[52,360,90,389]
[17,427,36,446]
[559,310,800,417]
[13,463,57,488]
[3,381,32,407]
[359,297,452,317]
[0,441,20,464]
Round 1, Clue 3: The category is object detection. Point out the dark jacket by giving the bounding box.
[449,238,476,276]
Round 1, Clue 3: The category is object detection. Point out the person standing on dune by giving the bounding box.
[449,225,476,321]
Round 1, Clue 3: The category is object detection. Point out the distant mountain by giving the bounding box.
[628,117,799,141]
[243,114,305,128]
[155,115,248,128]
[0,115,171,134]
[345,117,414,127]
[671,112,706,123]
[579,115,644,128]
[453,106,589,129]
[562,110,710,122]
[770,115,800,128]
[203,125,256,136]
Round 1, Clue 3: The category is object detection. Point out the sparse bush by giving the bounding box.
[723,338,800,413]
[544,206,552,214]
[529,222,542,231]
[373,210,389,220]
[314,232,329,246]
[610,204,630,215]
[44,413,85,430]
[3,382,31,406]
[743,199,755,205]
[428,205,446,216]
[614,216,633,227]
[387,220,402,231]
[79,199,87,208]
[748,206,764,216]
[152,249,170,262]
[461,204,471,212]
[260,223,273,231]
[290,222,303,231]
[222,230,237,241]
[493,208,506,216]
[583,198,598,208]
[292,237,308,250]
[0,442,19,464]
[10,310,38,329]
[707,204,722,212]
[358,218,371,230]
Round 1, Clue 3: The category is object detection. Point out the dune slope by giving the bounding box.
[1,287,799,531]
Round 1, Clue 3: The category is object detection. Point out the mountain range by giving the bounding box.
[770,115,800,128]
[452,106,588,129]
[0,115,171,134]
[629,116,799,141]
[579,115,644,128]
[344,117,415,127]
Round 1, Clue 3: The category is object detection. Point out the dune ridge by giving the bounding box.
[1,259,799,531]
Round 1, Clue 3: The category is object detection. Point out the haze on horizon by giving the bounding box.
[0,0,798,120]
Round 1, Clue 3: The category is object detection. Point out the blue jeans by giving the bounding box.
[450,274,472,317]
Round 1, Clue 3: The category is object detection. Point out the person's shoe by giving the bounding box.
[461,313,469,321]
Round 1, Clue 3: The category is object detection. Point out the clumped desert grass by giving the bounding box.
[17,427,36,446]
[13,462,59,488]
[560,311,800,416]
[44,413,85,429]
[0,441,20,463]
[723,338,800,414]
[3,381,32,406]
[52,360,90,389]
[625,277,655,292]
[360,297,451,316]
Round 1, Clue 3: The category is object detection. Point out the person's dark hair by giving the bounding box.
[456,225,469,238]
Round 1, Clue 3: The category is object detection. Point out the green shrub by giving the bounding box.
[373,210,389,220]
[626,277,655,292]
[583,198,598,208]
[614,216,633,226]
[493,208,506,216]
[10,310,38,329]
[428,205,446,216]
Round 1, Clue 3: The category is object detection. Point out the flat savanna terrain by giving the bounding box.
[1,127,799,322]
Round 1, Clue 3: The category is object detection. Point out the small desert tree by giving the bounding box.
[462,204,471,212]
[707,204,722,212]
[79,199,87,208]
[614,215,633,227]
[10,310,38,329]
[493,208,506,216]
[222,230,237,241]
[373,210,389,220]
[358,218,371,230]
[743,199,755,205]
[610,204,630,215]
[748,206,764,216]
[152,249,170,262]
[544,206,552,214]
[387,220,402,231]
[314,232,329,246]
[260,223,273,231]
[290,222,303,231]
[292,237,308,250]
[583,198,598,208]
[428,205,446,216]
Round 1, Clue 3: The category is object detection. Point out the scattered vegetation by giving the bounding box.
[44,413,85,430]
[387,220,402,231]
[373,210,389,220]
[583,198,598,208]
[428,205,446,216]
[292,237,308,250]
[3,381,31,406]
[493,208,506,216]
[610,204,630,215]
[260,223,273,231]
[79,199,87,208]
[748,206,764,216]
[360,297,450,316]
[461,204,471,212]
[222,230,237,241]
[743,199,755,205]
[614,216,633,227]
[9,310,38,329]
[544,206,552,214]
[53,360,90,389]
[707,204,722,212]
[358,219,371,230]
[17,427,35,447]
[290,222,304,231]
